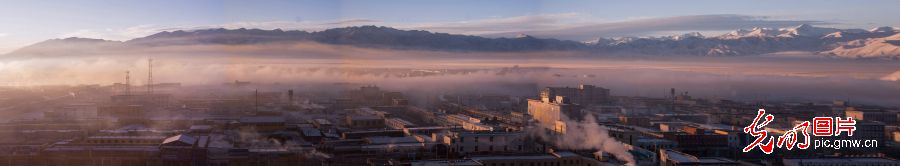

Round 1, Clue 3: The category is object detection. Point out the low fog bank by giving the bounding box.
[1,52,899,106]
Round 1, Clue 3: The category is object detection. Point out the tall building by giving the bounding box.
[845,107,898,124]
[526,84,610,133]
[528,95,583,134]
[539,84,610,106]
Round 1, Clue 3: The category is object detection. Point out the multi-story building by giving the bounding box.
[442,131,526,155]
[539,84,610,106]
[445,114,494,131]
[527,95,582,134]
[845,107,898,124]
[659,149,738,166]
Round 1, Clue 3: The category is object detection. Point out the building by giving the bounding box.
[527,95,582,134]
[469,151,604,166]
[82,135,166,145]
[159,134,211,166]
[40,137,162,166]
[782,158,899,166]
[659,149,738,166]
[402,159,482,166]
[312,118,334,129]
[239,116,287,132]
[633,138,678,153]
[299,127,324,143]
[345,115,386,129]
[845,107,897,124]
[110,93,173,107]
[445,114,494,131]
[540,84,610,106]
[340,129,405,139]
[442,131,526,155]
[386,118,417,129]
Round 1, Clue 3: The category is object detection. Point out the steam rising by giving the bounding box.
[530,113,636,165]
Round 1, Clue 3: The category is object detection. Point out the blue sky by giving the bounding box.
[1,0,899,53]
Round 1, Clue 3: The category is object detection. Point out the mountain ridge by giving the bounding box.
[7,25,900,59]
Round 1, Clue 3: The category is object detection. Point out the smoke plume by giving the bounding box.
[530,113,636,166]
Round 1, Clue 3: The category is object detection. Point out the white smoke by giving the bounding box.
[529,113,635,166]
[303,149,333,159]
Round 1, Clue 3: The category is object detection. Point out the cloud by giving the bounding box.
[319,19,381,25]
[398,13,586,35]
[59,25,165,41]
[0,33,8,37]
[483,14,830,41]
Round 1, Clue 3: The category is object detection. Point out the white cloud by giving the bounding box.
[397,13,588,35]
[58,24,169,41]
[0,33,8,37]
[483,14,830,41]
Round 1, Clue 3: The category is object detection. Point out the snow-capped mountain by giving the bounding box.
[718,27,784,39]
[5,24,900,59]
[716,24,852,39]
[823,33,900,59]
[780,24,847,37]
[584,24,900,58]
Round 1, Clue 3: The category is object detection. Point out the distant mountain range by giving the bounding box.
[7,25,900,59]
[587,24,900,58]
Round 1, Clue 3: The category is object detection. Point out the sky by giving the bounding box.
[1,0,899,53]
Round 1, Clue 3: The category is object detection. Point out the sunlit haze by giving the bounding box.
[0,1,898,165]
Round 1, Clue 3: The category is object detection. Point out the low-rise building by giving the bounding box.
[442,131,526,155]
[239,116,286,132]
[659,149,738,166]
[345,115,385,129]
[782,157,899,166]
